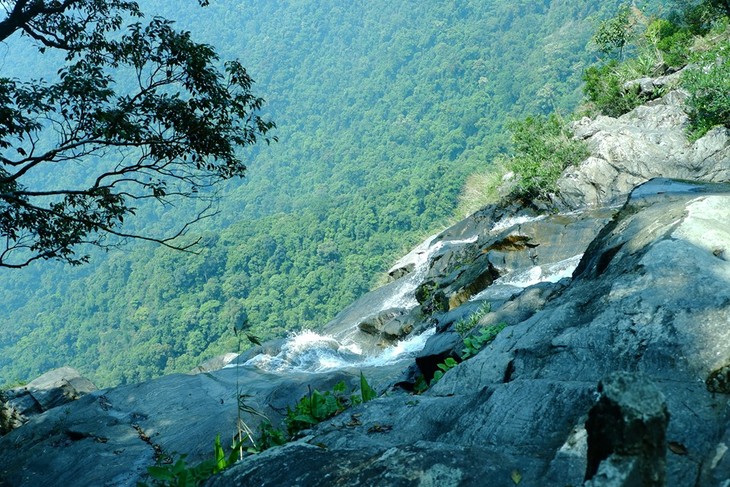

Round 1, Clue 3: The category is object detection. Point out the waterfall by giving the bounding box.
[241,234,478,374]
[241,216,586,374]
[242,327,436,373]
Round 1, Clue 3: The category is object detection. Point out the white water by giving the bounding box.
[243,216,584,374]
[470,253,584,301]
[243,327,436,373]
[380,234,479,311]
[244,234,479,374]
[490,214,547,233]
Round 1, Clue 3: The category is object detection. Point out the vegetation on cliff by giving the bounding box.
[582,0,730,139]
[0,0,626,387]
[461,0,730,210]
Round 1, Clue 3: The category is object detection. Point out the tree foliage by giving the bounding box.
[591,4,635,58]
[582,0,730,132]
[0,0,275,268]
[0,0,624,388]
[683,36,730,139]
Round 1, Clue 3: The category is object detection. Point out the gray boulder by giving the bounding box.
[558,89,730,208]
[206,180,730,486]
[0,366,96,435]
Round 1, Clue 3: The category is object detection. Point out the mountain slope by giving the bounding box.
[0,0,625,387]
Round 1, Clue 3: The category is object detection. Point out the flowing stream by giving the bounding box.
[242,216,586,374]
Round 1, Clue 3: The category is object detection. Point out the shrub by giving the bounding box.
[502,114,589,200]
[583,61,648,117]
[454,302,491,336]
[683,39,730,140]
[461,322,507,359]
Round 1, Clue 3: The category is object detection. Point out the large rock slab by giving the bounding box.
[207,181,730,486]
[0,364,402,486]
[0,366,96,435]
[557,90,730,208]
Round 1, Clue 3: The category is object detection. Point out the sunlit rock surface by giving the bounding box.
[208,180,730,487]
[558,90,730,208]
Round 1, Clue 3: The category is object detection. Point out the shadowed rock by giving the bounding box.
[585,372,669,486]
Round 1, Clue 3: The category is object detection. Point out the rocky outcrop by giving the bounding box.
[0,362,406,486]
[0,367,95,435]
[205,180,730,486]
[411,207,613,315]
[558,90,730,208]
[4,177,729,486]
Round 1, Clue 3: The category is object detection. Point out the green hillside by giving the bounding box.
[0,0,625,387]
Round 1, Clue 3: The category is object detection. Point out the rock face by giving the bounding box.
[204,180,730,487]
[1,84,730,486]
[0,367,96,435]
[584,372,669,487]
[0,363,403,486]
[558,90,730,208]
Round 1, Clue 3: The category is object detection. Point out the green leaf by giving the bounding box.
[333,380,347,394]
[360,372,377,402]
[146,465,175,481]
[227,440,242,466]
[213,434,226,472]
[291,414,318,425]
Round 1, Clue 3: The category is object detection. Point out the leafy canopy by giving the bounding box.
[0,0,275,268]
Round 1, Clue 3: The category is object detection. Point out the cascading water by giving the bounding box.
[242,327,437,373]
[242,213,589,374]
[380,234,479,311]
[242,234,478,374]
[470,253,584,301]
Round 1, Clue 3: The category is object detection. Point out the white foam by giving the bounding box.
[471,253,584,301]
[243,327,436,374]
[491,214,547,233]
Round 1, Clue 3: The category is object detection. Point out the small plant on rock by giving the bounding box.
[286,373,377,437]
[454,302,492,336]
[462,322,507,359]
[431,357,459,384]
[142,434,239,487]
[428,322,507,387]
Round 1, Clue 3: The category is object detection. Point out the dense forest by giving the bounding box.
[0,0,632,387]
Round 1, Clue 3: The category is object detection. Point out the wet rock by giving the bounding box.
[233,338,287,364]
[357,307,407,336]
[190,353,239,374]
[585,372,669,486]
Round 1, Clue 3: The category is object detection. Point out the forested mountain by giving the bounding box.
[0,0,627,387]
